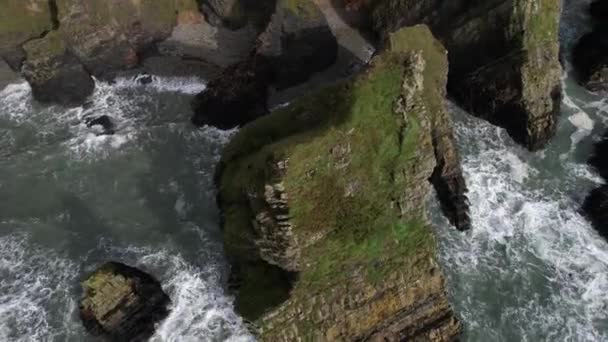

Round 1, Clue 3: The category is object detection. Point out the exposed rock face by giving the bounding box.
[583,185,608,239]
[573,1,608,92]
[191,55,272,129]
[590,0,608,22]
[0,0,53,67]
[584,131,608,239]
[79,262,170,341]
[217,25,464,340]
[199,0,276,29]
[370,0,563,150]
[21,31,94,105]
[191,0,338,129]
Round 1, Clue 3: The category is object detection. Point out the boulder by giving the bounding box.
[216,25,464,340]
[573,26,608,92]
[371,0,563,150]
[79,262,170,341]
[191,0,338,129]
[21,31,94,105]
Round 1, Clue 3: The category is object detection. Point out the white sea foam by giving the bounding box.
[0,233,81,342]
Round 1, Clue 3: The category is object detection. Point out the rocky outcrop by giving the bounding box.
[191,0,338,129]
[191,55,272,129]
[370,0,563,150]
[0,0,211,104]
[79,262,170,341]
[0,0,53,68]
[217,25,464,340]
[583,185,608,239]
[21,31,94,105]
[590,0,608,22]
[573,1,608,92]
[583,131,608,239]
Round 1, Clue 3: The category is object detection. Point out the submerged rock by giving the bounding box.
[79,262,170,341]
[216,25,464,340]
[573,26,608,93]
[371,0,563,150]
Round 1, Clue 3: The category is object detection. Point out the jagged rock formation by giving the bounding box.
[584,131,608,239]
[79,262,170,341]
[0,0,201,104]
[369,0,563,150]
[216,25,465,340]
[573,0,608,92]
[191,0,338,129]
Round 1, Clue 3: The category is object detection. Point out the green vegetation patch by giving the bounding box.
[219,25,445,322]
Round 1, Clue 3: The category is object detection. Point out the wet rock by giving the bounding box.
[21,32,95,106]
[583,185,608,240]
[573,26,608,92]
[85,115,116,135]
[589,131,608,179]
[191,55,272,129]
[590,0,608,22]
[216,25,462,340]
[191,0,338,129]
[0,58,19,90]
[79,262,170,341]
[257,0,339,90]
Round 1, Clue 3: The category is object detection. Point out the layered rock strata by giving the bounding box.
[216,25,464,340]
[79,262,170,341]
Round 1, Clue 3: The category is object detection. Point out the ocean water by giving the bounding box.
[1,0,607,340]
[431,0,608,340]
[0,76,254,341]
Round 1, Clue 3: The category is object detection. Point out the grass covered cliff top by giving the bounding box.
[218,25,449,332]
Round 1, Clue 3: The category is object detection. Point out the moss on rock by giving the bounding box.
[218,25,460,340]
[0,0,53,52]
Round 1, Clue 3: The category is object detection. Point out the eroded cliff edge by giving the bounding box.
[217,25,463,340]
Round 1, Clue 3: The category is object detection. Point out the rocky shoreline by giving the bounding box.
[0,0,581,340]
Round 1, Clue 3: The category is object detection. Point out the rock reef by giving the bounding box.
[79,262,170,341]
[216,25,463,340]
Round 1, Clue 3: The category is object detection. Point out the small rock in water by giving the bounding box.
[137,74,154,85]
[79,262,170,341]
[85,115,116,135]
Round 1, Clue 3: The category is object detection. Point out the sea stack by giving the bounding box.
[79,262,170,341]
